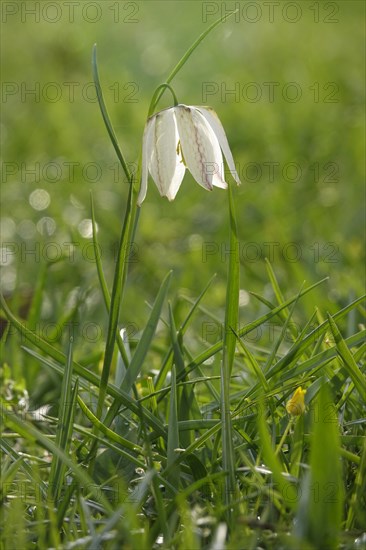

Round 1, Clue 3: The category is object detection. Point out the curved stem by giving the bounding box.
[148,83,179,117]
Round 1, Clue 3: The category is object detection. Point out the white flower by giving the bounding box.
[137,104,241,205]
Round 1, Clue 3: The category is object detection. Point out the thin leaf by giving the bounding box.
[264,297,365,381]
[327,312,366,399]
[91,43,140,432]
[92,44,131,182]
[121,271,172,393]
[263,282,306,372]
[21,345,166,437]
[152,10,238,110]
[257,398,296,511]
[177,278,333,385]
[77,396,145,460]
[275,330,365,386]
[264,258,289,318]
[49,340,74,459]
[169,302,194,448]
[294,383,344,548]
[90,191,111,311]
[48,337,77,501]
[155,274,217,391]
[55,379,79,527]
[96,271,171,449]
[90,192,129,368]
[0,439,45,494]
[233,329,269,392]
[346,437,366,529]
[167,365,180,490]
[95,178,136,422]
[2,409,114,514]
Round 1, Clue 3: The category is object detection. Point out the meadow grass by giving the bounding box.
[1,2,365,548]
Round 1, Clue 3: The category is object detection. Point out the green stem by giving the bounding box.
[89,45,141,470]
[148,84,179,117]
[275,417,295,457]
[95,182,138,419]
[221,182,240,523]
[88,181,139,473]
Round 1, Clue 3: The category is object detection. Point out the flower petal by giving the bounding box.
[137,115,156,206]
[196,106,241,185]
[174,105,227,191]
[149,108,185,200]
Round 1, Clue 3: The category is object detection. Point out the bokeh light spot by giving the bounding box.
[78,218,93,238]
[37,217,56,236]
[0,217,16,239]
[17,220,36,239]
[29,189,51,211]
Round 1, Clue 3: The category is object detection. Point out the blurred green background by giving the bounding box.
[1,1,364,361]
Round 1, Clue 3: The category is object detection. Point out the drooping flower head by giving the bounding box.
[137,104,241,205]
[286,387,307,416]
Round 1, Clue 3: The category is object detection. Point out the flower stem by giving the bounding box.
[221,182,240,523]
[275,416,295,456]
[88,45,141,471]
[148,83,179,117]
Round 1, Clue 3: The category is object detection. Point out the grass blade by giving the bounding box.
[121,271,172,393]
[167,365,180,490]
[294,383,344,548]
[264,297,365,382]
[169,302,195,448]
[90,192,129,368]
[98,271,172,438]
[346,437,366,529]
[233,330,269,392]
[21,345,166,437]
[55,379,79,527]
[257,398,297,511]
[48,337,76,502]
[264,258,288,318]
[263,283,305,372]
[95,179,136,424]
[327,312,366,399]
[77,396,146,463]
[179,279,334,383]
[2,409,114,514]
[91,43,140,430]
[90,191,111,311]
[155,274,216,391]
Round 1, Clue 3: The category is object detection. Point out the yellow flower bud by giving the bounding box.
[286,387,306,416]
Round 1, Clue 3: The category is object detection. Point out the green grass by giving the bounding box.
[1,1,365,548]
